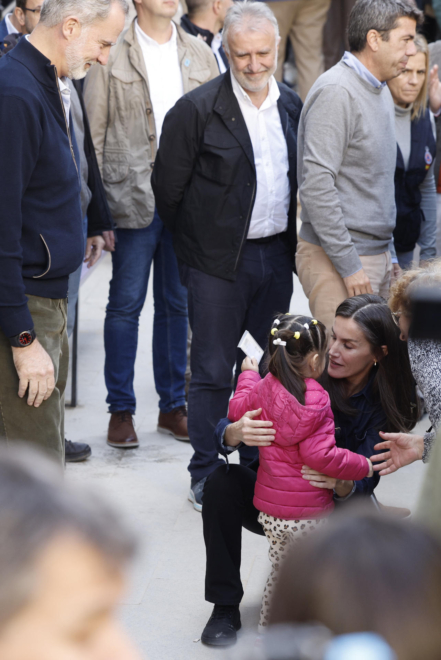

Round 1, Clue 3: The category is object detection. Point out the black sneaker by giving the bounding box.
[65,439,92,463]
[201,605,241,647]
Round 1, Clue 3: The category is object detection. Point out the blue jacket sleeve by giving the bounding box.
[353,428,382,497]
[0,93,41,337]
[214,417,242,458]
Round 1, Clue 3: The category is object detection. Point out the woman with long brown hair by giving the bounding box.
[200,295,417,648]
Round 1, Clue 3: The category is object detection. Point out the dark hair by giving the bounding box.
[320,294,417,432]
[266,314,327,406]
[270,510,441,660]
[15,0,27,10]
[348,0,423,53]
[186,0,212,18]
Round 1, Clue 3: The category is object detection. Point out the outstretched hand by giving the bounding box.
[370,432,424,476]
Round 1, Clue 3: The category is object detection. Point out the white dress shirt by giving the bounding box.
[5,13,18,35]
[230,71,290,239]
[58,77,71,127]
[135,20,184,144]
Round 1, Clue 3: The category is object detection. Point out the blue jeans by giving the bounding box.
[104,212,188,414]
[179,236,294,482]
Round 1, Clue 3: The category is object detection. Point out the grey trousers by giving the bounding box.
[0,295,68,465]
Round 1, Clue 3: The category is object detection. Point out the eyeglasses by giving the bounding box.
[24,6,42,13]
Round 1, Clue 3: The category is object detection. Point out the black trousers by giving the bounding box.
[203,463,265,605]
[179,236,294,482]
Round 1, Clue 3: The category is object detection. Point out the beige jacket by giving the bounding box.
[83,19,219,229]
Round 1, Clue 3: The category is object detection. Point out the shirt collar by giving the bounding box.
[5,13,20,35]
[230,69,280,109]
[135,19,177,48]
[58,76,70,94]
[342,51,386,89]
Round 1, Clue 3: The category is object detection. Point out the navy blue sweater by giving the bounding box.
[0,37,83,338]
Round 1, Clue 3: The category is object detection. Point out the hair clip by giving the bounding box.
[293,331,300,340]
[303,323,309,329]
[273,319,281,326]
[311,319,318,325]
[271,328,278,336]
[273,338,286,346]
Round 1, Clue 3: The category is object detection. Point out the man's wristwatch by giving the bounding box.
[9,329,36,348]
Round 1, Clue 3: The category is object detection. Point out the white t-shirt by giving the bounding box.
[135,20,184,144]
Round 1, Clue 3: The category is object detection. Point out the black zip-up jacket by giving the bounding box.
[151,72,302,281]
[72,80,114,236]
[180,15,229,71]
[0,37,84,338]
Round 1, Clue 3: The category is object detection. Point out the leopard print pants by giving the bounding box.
[258,512,329,630]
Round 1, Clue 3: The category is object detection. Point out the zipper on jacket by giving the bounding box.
[234,179,256,272]
[54,69,80,183]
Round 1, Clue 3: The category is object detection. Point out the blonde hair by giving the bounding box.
[389,258,441,315]
[410,33,429,121]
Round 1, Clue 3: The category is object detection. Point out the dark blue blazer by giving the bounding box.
[393,109,437,253]
[0,36,83,338]
[0,17,8,41]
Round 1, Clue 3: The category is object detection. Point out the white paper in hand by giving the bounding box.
[238,331,264,365]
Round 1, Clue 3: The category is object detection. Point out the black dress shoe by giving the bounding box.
[65,439,92,463]
[201,605,241,647]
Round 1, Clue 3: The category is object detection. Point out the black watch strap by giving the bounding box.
[9,329,36,348]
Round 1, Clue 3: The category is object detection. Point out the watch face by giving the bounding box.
[18,331,33,347]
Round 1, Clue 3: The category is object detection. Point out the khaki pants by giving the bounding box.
[0,295,68,465]
[268,0,332,101]
[296,238,392,329]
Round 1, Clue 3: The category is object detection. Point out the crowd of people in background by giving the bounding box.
[2,0,441,656]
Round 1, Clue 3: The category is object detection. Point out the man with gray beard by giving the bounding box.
[152,1,301,514]
[0,0,127,464]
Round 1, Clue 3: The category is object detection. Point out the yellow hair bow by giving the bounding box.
[293,331,301,340]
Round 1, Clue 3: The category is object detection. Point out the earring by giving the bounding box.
[374,361,377,367]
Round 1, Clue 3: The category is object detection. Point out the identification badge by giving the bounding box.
[425,147,433,166]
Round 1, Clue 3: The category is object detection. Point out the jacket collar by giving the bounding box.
[213,71,255,168]
[180,14,214,46]
[213,71,299,172]
[8,35,58,90]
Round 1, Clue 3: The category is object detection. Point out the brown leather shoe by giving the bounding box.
[157,406,189,442]
[107,411,139,449]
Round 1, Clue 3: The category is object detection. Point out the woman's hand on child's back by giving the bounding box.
[224,409,276,447]
[241,357,259,373]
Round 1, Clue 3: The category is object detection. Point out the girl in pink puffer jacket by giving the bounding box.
[228,313,373,630]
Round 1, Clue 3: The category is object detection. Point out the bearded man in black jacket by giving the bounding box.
[152,0,302,511]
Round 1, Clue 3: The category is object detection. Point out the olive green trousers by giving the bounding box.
[0,295,68,465]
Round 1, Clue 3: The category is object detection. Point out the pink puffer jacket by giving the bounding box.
[228,371,370,520]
